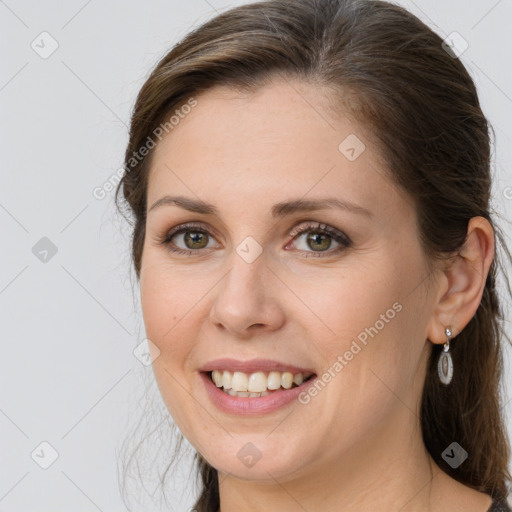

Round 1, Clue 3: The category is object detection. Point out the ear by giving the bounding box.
[427,216,495,345]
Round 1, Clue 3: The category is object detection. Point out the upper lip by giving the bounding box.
[198,358,316,377]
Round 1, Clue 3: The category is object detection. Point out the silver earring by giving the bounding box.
[437,327,453,385]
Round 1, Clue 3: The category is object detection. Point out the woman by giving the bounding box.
[116,0,512,510]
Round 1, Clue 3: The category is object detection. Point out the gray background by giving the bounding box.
[1,0,511,511]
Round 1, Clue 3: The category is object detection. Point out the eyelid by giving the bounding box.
[162,221,221,243]
[287,221,351,244]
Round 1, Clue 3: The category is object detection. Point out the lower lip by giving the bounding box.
[200,372,317,415]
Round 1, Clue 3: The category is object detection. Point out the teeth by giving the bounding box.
[293,373,304,386]
[209,369,312,396]
[222,371,233,390]
[248,372,267,392]
[281,372,293,389]
[267,371,281,390]
[212,370,223,387]
[232,372,249,392]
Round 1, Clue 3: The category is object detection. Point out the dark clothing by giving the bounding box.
[488,497,512,511]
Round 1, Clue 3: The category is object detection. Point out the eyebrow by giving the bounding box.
[147,195,373,218]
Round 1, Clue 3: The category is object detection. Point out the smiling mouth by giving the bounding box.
[206,369,316,397]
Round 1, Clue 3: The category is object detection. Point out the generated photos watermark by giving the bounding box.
[92,97,198,200]
[298,301,403,404]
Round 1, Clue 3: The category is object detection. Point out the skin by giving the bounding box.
[139,78,495,511]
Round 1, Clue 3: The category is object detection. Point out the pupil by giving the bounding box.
[185,231,207,249]
[308,233,331,251]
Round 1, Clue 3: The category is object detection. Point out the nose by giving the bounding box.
[209,252,286,338]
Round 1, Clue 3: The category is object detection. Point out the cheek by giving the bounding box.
[286,259,403,357]
[140,272,173,349]
[303,253,424,406]
[140,265,202,439]
[139,258,208,386]
[139,266,199,413]
[140,256,202,345]
[151,359,213,457]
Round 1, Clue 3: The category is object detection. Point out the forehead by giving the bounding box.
[151,79,353,165]
[146,79,408,223]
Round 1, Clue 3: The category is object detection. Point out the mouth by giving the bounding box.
[205,369,316,397]
[198,358,318,414]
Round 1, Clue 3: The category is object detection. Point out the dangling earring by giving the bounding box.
[438,327,453,385]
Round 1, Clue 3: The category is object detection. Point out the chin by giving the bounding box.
[194,432,314,482]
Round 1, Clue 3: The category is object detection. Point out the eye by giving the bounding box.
[160,222,220,256]
[159,221,351,257]
[285,221,352,257]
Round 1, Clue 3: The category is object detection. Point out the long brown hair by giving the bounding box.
[115,1,512,510]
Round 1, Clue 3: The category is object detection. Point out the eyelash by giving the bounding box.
[159,221,352,258]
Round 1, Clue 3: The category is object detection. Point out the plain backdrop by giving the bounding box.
[1,0,511,511]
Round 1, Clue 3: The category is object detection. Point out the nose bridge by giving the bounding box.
[222,228,268,294]
[219,243,267,308]
[209,240,284,335]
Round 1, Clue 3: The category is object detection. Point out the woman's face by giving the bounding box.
[140,79,439,482]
